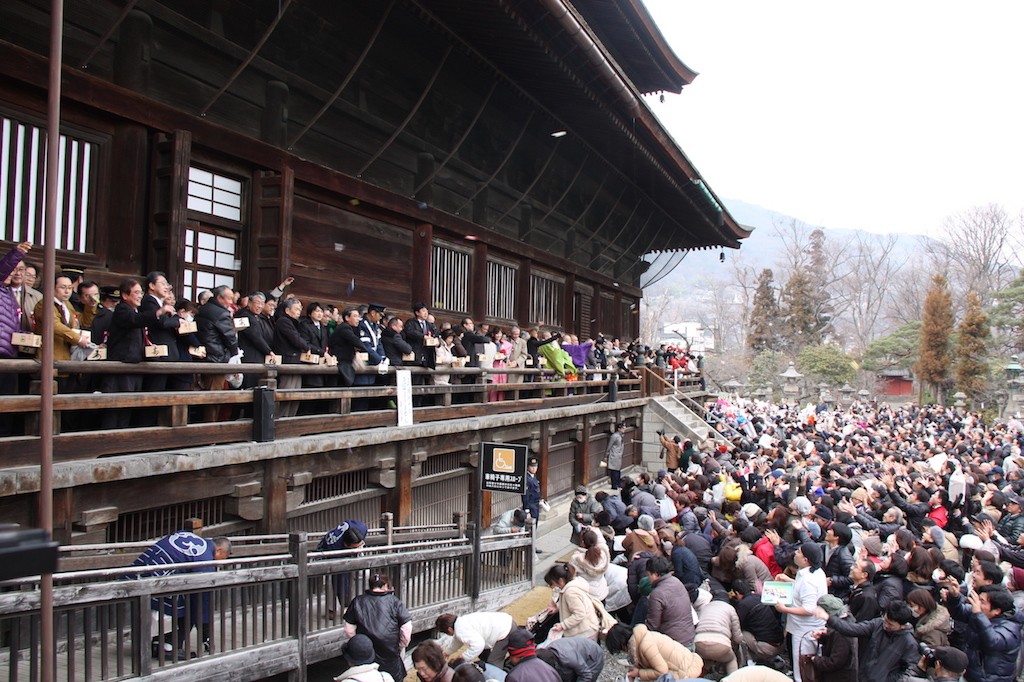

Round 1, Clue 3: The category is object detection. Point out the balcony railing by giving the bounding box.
[0,361,642,465]
[0,515,533,682]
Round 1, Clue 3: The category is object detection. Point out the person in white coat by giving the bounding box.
[774,542,827,682]
[436,611,515,667]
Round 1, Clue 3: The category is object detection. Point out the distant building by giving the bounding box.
[876,368,914,398]
[662,322,714,352]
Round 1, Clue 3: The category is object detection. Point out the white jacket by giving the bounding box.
[447,611,515,662]
[333,662,394,681]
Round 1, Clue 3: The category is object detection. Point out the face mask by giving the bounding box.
[932,569,945,582]
[575,495,586,502]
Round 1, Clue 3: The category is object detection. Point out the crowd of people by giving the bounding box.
[334,399,1024,682]
[0,241,648,433]
[116,391,1024,681]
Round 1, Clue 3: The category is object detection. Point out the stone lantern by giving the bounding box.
[952,391,967,408]
[779,363,803,402]
[838,383,855,405]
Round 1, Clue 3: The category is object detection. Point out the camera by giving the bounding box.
[919,642,937,666]
[656,430,664,436]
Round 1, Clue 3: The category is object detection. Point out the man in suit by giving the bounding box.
[100,278,175,428]
[34,273,90,396]
[235,291,274,390]
[196,285,239,420]
[139,272,181,425]
[403,302,436,369]
[403,303,437,406]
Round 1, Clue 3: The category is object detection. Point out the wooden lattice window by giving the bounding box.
[106,498,225,543]
[530,272,564,328]
[431,241,471,314]
[0,114,95,251]
[182,225,238,302]
[486,259,517,322]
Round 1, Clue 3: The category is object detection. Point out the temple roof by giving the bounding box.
[418,0,749,250]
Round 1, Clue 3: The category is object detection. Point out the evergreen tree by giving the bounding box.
[747,269,781,352]
[955,291,989,400]
[779,269,822,352]
[861,321,921,372]
[990,268,1024,353]
[914,274,954,403]
[807,229,836,339]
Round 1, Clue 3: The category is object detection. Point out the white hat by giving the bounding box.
[959,534,983,551]
[742,503,763,519]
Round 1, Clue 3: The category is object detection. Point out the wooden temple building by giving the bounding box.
[0,0,748,545]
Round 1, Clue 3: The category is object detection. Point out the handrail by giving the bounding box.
[0,530,535,682]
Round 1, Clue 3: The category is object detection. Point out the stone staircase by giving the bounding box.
[641,394,727,469]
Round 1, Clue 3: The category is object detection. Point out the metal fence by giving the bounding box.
[0,521,534,682]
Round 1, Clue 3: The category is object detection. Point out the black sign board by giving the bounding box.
[480,442,528,494]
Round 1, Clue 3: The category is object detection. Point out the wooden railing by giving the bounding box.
[0,516,534,682]
[0,361,640,466]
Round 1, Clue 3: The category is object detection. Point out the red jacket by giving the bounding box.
[753,537,784,578]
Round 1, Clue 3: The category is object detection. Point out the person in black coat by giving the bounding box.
[195,285,239,421]
[169,298,200,392]
[822,522,855,598]
[272,298,311,418]
[195,285,238,364]
[809,597,857,682]
[382,316,413,367]
[329,307,366,389]
[136,272,181,426]
[100,278,175,428]
[402,302,436,368]
[848,559,881,622]
[817,601,918,682]
[730,580,784,664]
[234,292,274,389]
[298,302,329,396]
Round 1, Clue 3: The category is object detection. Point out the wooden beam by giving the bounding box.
[0,41,643,298]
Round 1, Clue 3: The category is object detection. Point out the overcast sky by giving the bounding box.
[641,1,1024,237]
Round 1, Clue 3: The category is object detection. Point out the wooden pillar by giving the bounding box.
[412,222,433,308]
[539,422,550,499]
[251,167,294,295]
[576,415,591,486]
[415,153,436,205]
[472,184,489,225]
[113,11,152,93]
[592,285,602,337]
[518,258,532,328]
[563,273,575,335]
[52,488,73,545]
[262,458,289,533]
[394,441,414,526]
[613,290,623,340]
[518,204,532,243]
[261,81,289,148]
[150,130,191,288]
[482,491,493,528]
[471,242,488,323]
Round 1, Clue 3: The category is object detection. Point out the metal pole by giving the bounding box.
[40,1,64,680]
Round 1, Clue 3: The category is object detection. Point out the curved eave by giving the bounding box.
[622,0,699,92]
[569,0,698,94]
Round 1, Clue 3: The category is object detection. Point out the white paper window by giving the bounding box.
[0,115,94,251]
[187,166,242,222]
